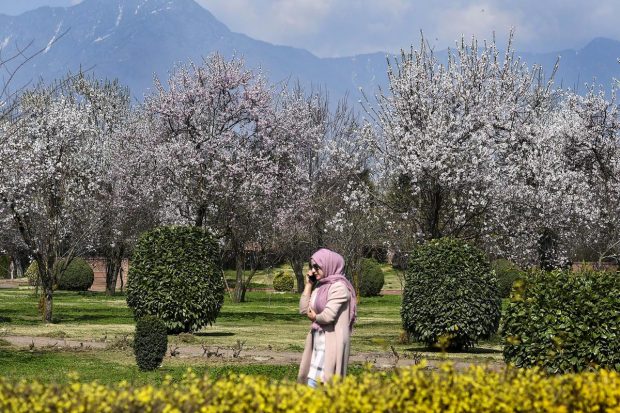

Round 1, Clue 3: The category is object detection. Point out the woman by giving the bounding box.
[297,248,357,387]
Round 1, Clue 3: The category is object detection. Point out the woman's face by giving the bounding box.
[310,260,325,280]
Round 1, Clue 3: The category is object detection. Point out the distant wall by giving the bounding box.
[85,258,130,292]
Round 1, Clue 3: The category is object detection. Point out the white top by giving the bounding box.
[307,290,326,382]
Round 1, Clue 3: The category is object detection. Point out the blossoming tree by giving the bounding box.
[0,75,114,321]
[145,54,300,302]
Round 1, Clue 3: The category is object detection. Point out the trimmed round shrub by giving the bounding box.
[25,261,39,286]
[272,271,294,292]
[401,237,501,350]
[126,226,224,334]
[491,258,524,298]
[134,316,168,371]
[359,258,384,297]
[501,269,620,373]
[56,258,94,291]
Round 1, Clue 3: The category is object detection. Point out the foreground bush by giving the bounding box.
[359,258,384,297]
[501,269,620,373]
[272,271,294,292]
[401,237,501,350]
[57,258,94,291]
[126,226,224,333]
[2,364,620,412]
[134,316,168,371]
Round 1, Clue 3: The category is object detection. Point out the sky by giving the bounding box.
[0,0,619,57]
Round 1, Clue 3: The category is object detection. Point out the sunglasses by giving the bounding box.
[309,263,321,271]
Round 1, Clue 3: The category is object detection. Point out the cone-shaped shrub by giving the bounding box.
[126,226,224,333]
[25,261,39,286]
[134,316,167,371]
[359,258,385,297]
[401,237,500,350]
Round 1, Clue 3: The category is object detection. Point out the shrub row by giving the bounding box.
[501,268,620,373]
[1,364,620,412]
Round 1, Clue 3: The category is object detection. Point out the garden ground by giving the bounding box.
[0,265,504,385]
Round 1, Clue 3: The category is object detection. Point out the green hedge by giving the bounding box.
[501,269,620,373]
[126,226,224,334]
[272,271,294,292]
[134,316,168,371]
[401,237,501,350]
[359,258,384,297]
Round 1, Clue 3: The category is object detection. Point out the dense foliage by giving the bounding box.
[358,258,384,297]
[272,271,294,292]
[491,258,524,298]
[401,237,501,350]
[2,364,620,412]
[56,258,94,291]
[501,269,620,373]
[126,226,224,333]
[133,316,168,371]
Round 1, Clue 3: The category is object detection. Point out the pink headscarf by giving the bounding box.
[310,248,357,331]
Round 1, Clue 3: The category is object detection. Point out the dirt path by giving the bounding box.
[2,335,505,371]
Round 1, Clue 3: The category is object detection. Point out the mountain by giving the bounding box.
[1,0,619,105]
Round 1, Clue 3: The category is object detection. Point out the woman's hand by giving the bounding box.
[307,307,317,321]
[302,271,314,295]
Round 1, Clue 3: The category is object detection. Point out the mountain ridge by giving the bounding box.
[1,0,618,103]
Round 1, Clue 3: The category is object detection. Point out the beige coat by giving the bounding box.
[297,281,352,384]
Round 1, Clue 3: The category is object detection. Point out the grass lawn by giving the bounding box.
[0,342,305,385]
[0,283,504,383]
[0,288,406,352]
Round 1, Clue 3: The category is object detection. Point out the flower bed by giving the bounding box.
[1,363,620,412]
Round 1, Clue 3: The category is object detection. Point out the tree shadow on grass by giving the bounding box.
[0,316,11,322]
[218,312,300,323]
[194,332,235,337]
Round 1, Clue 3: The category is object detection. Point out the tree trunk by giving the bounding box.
[291,257,305,293]
[538,228,559,270]
[43,284,53,322]
[426,186,443,240]
[194,205,207,227]
[105,246,125,295]
[9,254,26,279]
[233,253,245,303]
